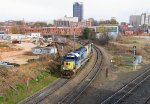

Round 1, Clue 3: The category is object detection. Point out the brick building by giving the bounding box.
[23,27,82,36]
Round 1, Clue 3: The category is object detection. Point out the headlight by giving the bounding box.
[63,67,68,70]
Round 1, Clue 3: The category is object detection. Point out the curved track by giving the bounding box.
[58,45,103,104]
[99,66,150,104]
[19,79,69,104]
[19,44,103,104]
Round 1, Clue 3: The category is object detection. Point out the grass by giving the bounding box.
[110,50,143,72]
[2,71,59,104]
[0,96,3,104]
[116,36,140,44]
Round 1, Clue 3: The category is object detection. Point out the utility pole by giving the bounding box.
[74,28,75,51]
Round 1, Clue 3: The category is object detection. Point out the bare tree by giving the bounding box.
[96,31,111,45]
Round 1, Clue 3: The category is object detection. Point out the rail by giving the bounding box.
[99,66,150,104]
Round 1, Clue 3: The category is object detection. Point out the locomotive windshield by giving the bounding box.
[63,53,80,62]
[66,57,75,60]
[64,56,79,61]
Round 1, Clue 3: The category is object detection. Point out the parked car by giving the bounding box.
[0,61,20,68]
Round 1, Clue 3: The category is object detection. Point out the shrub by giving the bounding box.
[16,84,25,90]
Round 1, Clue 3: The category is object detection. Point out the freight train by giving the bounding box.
[61,43,93,78]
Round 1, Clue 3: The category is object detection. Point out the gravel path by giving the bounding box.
[74,45,150,104]
[38,49,97,104]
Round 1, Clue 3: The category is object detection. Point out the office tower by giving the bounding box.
[129,15,141,26]
[141,13,150,25]
[73,2,83,21]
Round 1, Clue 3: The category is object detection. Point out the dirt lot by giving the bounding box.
[0,42,37,64]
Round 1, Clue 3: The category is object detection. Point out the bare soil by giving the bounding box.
[1,42,36,64]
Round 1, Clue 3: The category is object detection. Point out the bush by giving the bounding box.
[96,32,111,45]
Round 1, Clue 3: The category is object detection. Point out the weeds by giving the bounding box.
[2,71,58,104]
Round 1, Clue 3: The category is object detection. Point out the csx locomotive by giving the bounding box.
[61,43,93,78]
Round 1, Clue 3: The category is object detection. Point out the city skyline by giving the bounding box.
[0,0,150,22]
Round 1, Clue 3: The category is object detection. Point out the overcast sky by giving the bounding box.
[0,0,150,22]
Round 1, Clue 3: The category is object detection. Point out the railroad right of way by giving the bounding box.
[19,44,103,104]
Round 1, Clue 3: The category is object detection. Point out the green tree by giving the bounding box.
[110,18,118,24]
[82,28,90,39]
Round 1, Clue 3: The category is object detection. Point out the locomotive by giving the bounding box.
[61,43,93,78]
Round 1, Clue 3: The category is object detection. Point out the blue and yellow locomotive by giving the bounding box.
[61,43,93,78]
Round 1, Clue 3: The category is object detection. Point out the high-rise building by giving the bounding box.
[129,15,141,26]
[73,2,83,21]
[141,13,150,25]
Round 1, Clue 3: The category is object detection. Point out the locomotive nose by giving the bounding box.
[63,61,74,70]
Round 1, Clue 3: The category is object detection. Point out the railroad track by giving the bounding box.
[19,79,69,104]
[99,66,150,104]
[19,44,103,104]
[58,45,103,104]
[145,96,150,104]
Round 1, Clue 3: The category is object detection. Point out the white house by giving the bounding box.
[32,47,57,55]
[27,33,41,38]
[0,34,10,40]
[8,34,26,40]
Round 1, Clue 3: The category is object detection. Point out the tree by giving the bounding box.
[110,18,118,24]
[95,28,112,45]
[11,26,19,34]
[99,32,110,45]
[32,22,49,28]
[82,28,90,39]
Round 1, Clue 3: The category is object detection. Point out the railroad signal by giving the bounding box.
[133,46,138,71]
[133,46,137,63]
